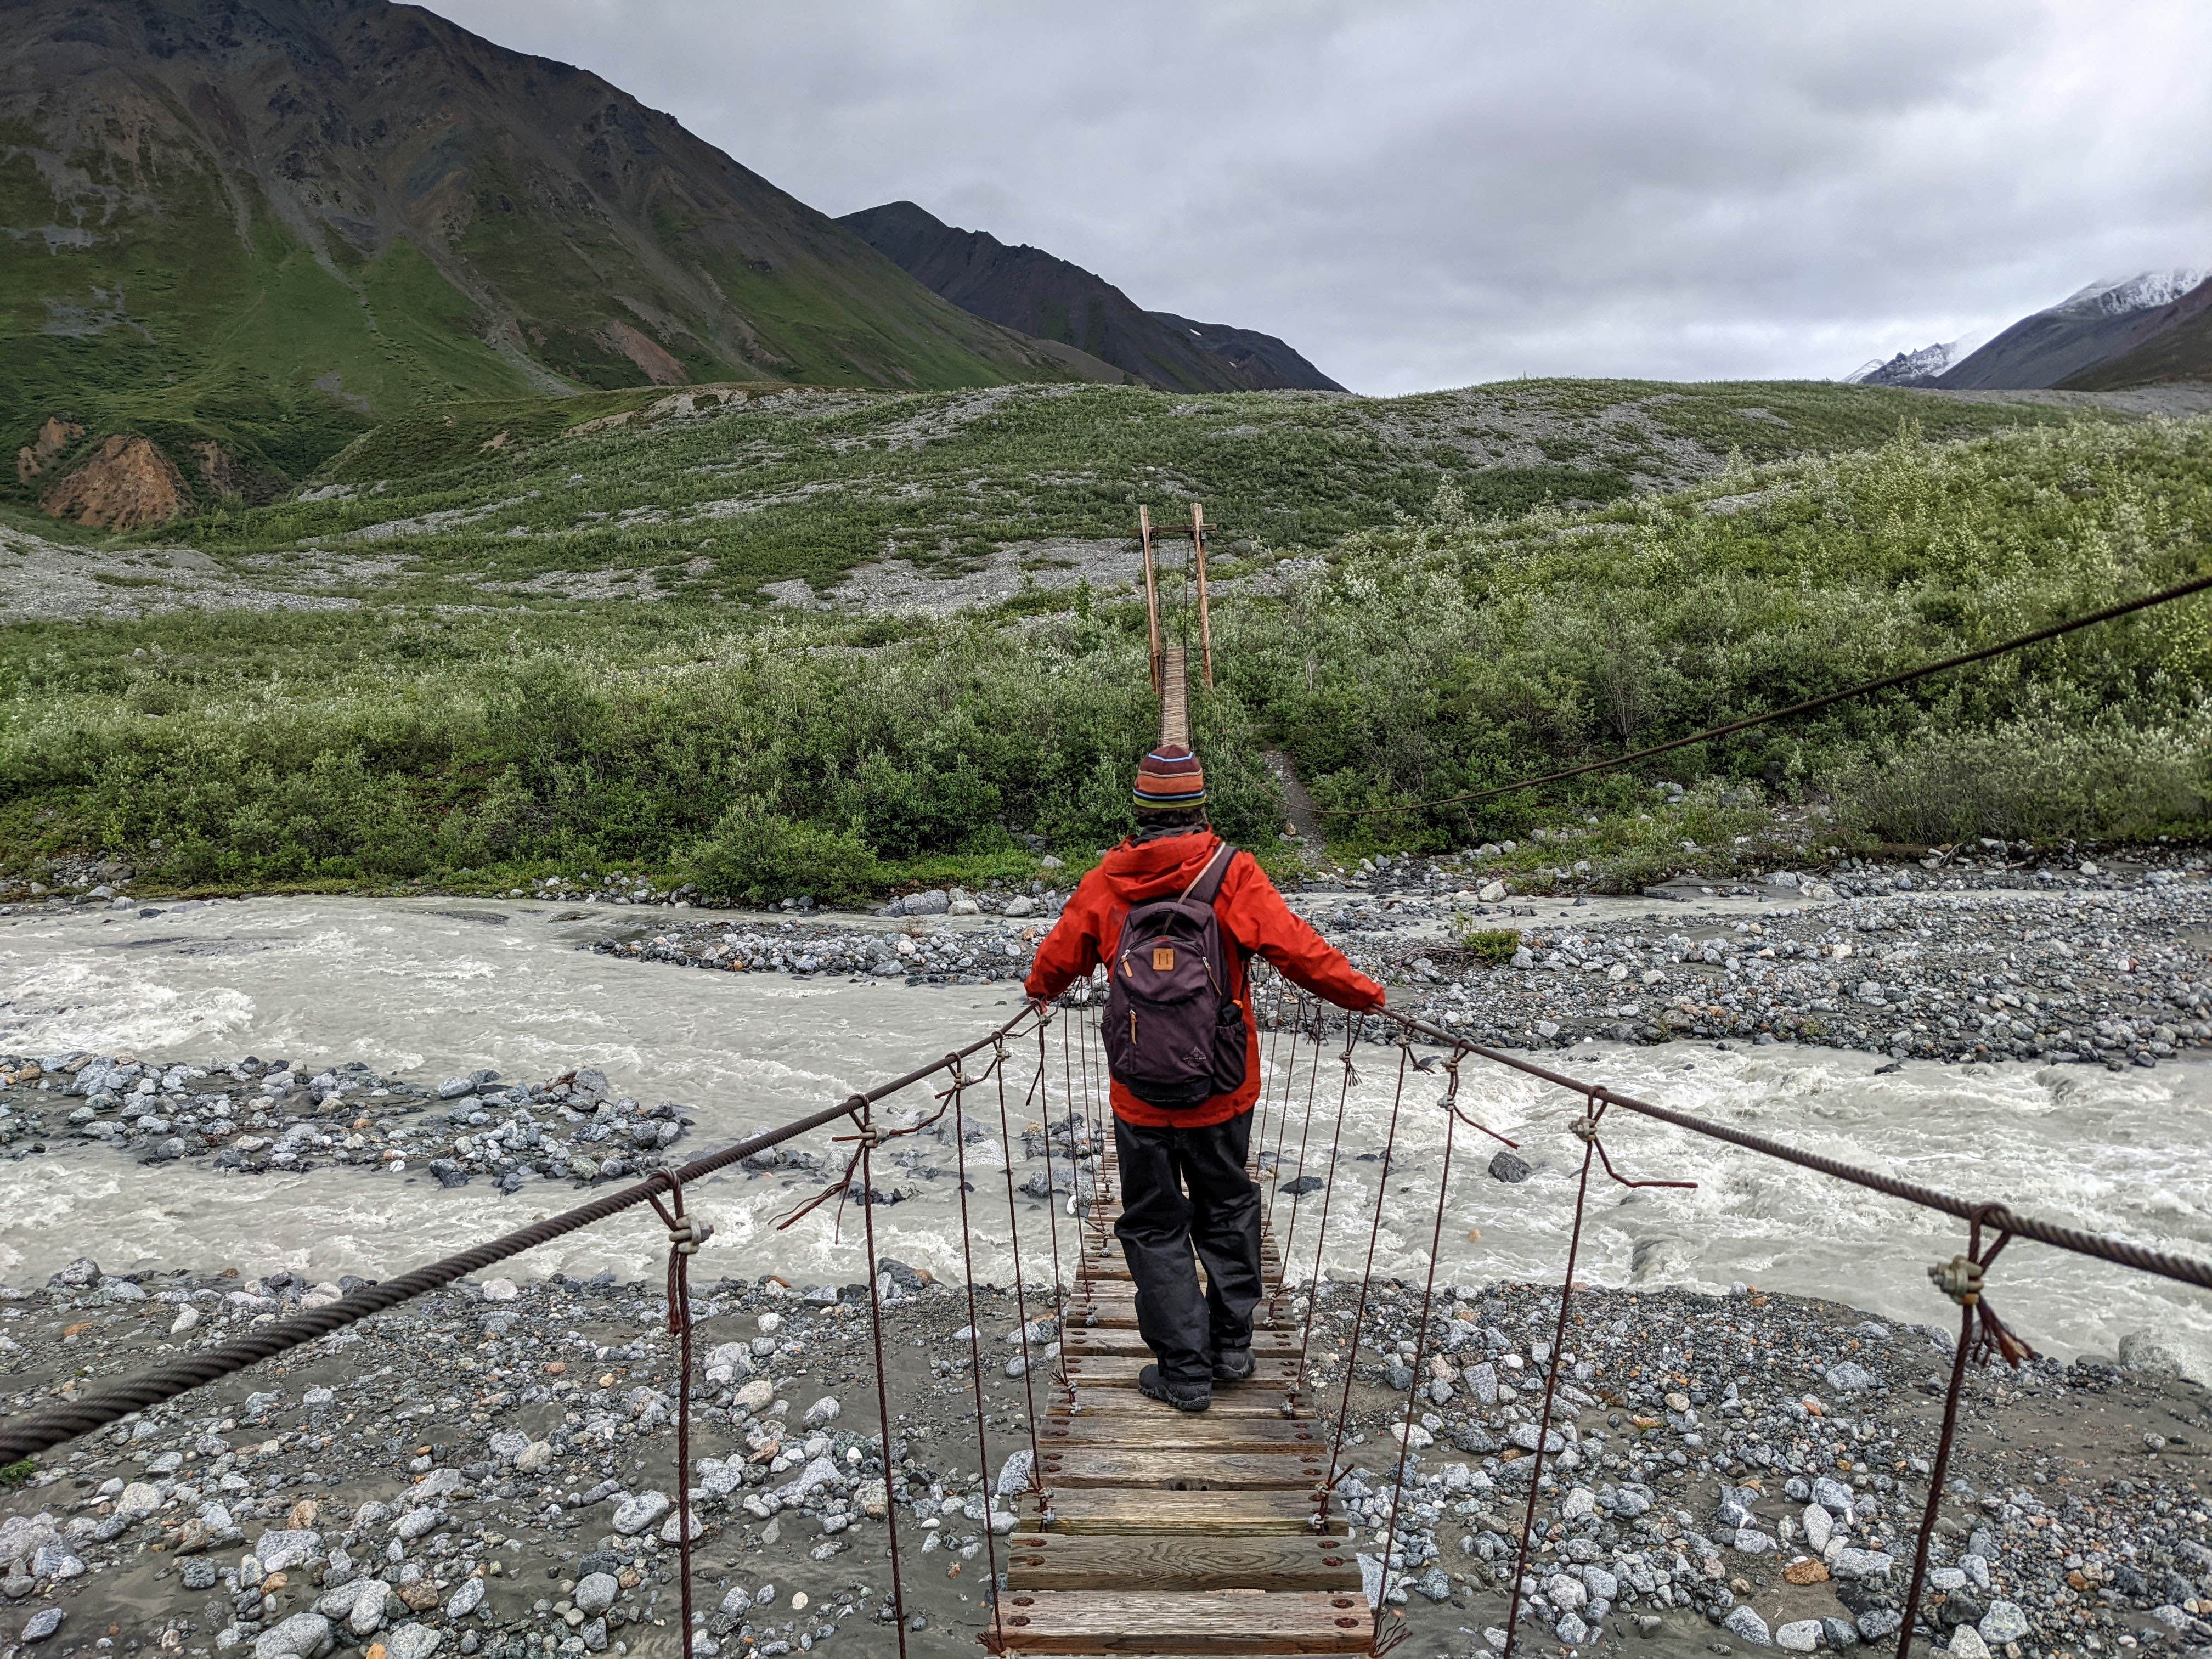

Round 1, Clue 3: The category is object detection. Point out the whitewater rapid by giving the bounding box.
[2,895,2205,1374]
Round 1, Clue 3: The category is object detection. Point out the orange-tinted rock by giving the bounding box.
[599,320,689,385]
[39,434,191,529]
[15,415,84,482]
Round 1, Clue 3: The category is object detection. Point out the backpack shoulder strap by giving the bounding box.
[1180,842,1237,907]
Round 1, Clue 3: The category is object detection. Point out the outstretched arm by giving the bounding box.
[1024,879,1107,1003]
[1220,857,1385,1011]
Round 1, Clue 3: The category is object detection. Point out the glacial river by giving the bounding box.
[2,895,2207,1375]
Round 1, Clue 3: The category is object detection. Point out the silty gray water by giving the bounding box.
[1,895,2205,1374]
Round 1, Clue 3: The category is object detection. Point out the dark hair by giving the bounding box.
[1134,805,1209,837]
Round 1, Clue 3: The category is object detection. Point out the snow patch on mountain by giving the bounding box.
[1846,341,1964,386]
[2057,269,2209,317]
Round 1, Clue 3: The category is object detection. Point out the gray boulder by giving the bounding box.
[574,1572,619,1616]
[253,1613,336,1659]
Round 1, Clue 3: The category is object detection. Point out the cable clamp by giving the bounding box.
[667,1217,714,1256]
[1928,1254,1983,1306]
[1570,1114,1600,1144]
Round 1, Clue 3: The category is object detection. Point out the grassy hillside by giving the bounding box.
[3,405,2205,897]
[2,0,1115,516]
[117,377,2110,608]
[0,132,535,494]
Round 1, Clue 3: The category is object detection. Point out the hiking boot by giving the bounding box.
[1137,1364,1211,1413]
[1212,1347,1257,1384]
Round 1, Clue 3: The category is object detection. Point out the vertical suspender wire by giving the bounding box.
[1077,992,1104,1198]
[949,1062,1007,1646]
[1274,996,1327,1258]
[644,1177,703,1659]
[1263,988,1308,1236]
[1501,1127,1599,1659]
[1295,1008,1362,1397]
[1256,967,1290,1186]
[994,1034,1050,1504]
[855,1109,911,1659]
[1317,1045,1410,1527]
[1372,1105,1458,1649]
[1033,1019,1069,1305]
[1895,1216,1988,1659]
[1089,1007,1114,1214]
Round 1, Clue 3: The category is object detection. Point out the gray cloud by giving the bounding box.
[430,0,2212,393]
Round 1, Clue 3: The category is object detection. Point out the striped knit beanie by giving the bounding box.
[1133,743,1207,811]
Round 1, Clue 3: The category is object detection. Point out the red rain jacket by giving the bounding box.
[1024,830,1385,1127]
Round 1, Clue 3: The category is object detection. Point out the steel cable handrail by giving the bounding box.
[1362,1003,2212,1290]
[0,1006,1039,1463]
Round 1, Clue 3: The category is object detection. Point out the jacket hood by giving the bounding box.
[1098,830,1226,904]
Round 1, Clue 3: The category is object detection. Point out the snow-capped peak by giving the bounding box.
[1845,340,1963,386]
[2056,268,2209,317]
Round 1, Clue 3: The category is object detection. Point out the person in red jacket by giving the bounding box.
[1025,742,1384,1411]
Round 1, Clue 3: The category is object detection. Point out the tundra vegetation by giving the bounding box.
[2,381,2205,901]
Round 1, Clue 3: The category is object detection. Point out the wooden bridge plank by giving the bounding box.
[1041,1414,1322,1453]
[1003,1534,1362,1593]
[1041,1448,1324,1489]
[1055,1391,1294,1419]
[995,1588,1372,1652]
[1060,1329,1299,1359]
[1065,1355,1301,1389]
[1025,1488,1327,1535]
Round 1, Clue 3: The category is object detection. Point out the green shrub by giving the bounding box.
[1456,927,1522,966]
[686,799,882,904]
[1832,707,2212,845]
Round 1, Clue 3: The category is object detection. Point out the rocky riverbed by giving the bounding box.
[590,853,2212,1068]
[2,1265,2205,1659]
[0,1054,714,1193]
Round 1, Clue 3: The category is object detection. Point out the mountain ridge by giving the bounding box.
[1845,268,2212,392]
[1,0,1120,521]
[1935,268,2209,391]
[2057,273,2212,392]
[838,200,1344,394]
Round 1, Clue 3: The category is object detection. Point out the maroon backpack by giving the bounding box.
[1101,843,1250,1110]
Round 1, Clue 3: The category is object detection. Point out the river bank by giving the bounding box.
[592,851,2212,1068]
[2,1266,2206,1659]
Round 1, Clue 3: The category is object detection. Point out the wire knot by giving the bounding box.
[1935,1222,2038,1369]
[1928,1253,1983,1306]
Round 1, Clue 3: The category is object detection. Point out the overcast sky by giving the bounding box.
[432,0,2212,396]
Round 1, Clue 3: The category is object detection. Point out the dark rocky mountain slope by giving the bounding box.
[839,200,1345,393]
[2058,274,2212,391]
[1935,270,2207,390]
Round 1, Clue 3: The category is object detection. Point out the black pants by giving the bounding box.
[1113,1109,1264,1390]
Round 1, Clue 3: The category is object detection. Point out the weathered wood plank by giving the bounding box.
[1065,1354,1301,1390]
[1066,1296,1299,1331]
[1042,1448,1325,1489]
[1059,1329,1299,1359]
[1054,1389,1295,1419]
[1025,1487,1331,1536]
[1003,1534,1362,1594]
[1042,1414,1322,1453]
[995,1589,1372,1652]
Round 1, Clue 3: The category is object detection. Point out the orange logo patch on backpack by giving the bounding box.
[1152,946,1176,972]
